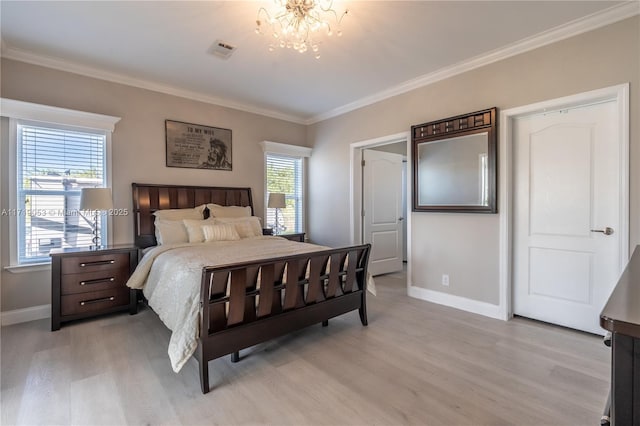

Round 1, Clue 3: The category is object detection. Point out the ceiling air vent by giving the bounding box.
[209,40,236,59]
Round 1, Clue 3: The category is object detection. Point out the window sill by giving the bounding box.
[4,263,51,274]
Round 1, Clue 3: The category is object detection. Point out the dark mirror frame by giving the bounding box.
[411,107,497,213]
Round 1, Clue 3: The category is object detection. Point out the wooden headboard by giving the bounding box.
[132,183,254,248]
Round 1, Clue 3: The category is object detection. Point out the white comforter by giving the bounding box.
[127,236,359,372]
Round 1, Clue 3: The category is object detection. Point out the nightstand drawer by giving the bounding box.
[61,253,129,275]
[61,268,128,295]
[61,288,129,316]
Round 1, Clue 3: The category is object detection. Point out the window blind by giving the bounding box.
[17,122,107,264]
[265,154,303,233]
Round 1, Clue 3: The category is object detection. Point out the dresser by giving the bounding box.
[600,245,640,425]
[50,245,139,331]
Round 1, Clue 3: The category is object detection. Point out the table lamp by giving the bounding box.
[80,187,113,248]
[267,192,286,235]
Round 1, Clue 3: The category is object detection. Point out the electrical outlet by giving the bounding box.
[442,274,449,286]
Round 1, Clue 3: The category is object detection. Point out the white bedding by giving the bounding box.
[126,236,374,372]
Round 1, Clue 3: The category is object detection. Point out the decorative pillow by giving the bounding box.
[153,204,206,221]
[207,203,252,218]
[182,218,216,243]
[155,220,189,245]
[214,217,263,238]
[202,224,241,242]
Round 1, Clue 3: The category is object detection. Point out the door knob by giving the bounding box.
[590,227,614,235]
[398,217,404,221]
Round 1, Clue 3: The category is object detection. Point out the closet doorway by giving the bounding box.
[350,132,410,277]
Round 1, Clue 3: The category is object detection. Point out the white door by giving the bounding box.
[362,149,404,276]
[513,100,623,335]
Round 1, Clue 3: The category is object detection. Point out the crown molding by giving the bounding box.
[1,2,637,127]
[1,45,308,125]
[306,1,640,125]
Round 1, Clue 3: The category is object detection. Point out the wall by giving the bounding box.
[307,17,639,305]
[0,59,307,312]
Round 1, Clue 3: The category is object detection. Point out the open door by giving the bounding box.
[362,149,404,276]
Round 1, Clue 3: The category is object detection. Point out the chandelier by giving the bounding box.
[255,0,349,59]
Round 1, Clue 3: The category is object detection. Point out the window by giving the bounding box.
[261,141,312,235]
[2,98,120,267]
[16,122,107,264]
[266,154,303,233]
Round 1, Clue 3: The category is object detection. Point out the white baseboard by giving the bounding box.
[408,285,504,320]
[1,304,51,326]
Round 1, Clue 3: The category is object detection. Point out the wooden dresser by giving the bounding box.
[600,245,640,425]
[50,245,139,331]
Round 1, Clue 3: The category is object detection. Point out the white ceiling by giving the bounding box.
[1,1,636,124]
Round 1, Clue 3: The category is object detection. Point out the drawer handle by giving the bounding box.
[79,260,115,267]
[80,296,115,306]
[80,277,115,286]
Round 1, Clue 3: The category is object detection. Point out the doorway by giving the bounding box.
[350,132,410,278]
[499,84,629,333]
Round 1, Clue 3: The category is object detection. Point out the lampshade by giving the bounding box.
[80,187,113,211]
[267,193,286,209]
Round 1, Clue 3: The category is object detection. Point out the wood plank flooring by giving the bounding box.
[1,270,610,425]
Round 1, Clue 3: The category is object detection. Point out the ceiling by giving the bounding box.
[1,1,636,124]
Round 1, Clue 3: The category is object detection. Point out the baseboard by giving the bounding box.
[1,304,51,326]
[408,285,504,320]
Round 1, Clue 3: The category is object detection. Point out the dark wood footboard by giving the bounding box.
[131,183,372,394]
[196,244,371,394]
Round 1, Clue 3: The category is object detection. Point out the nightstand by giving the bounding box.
[277,232,305,242]
[50,245,139,331]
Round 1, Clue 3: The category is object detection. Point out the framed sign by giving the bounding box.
[165,120,232,170]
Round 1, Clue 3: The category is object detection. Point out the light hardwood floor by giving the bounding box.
[1,270,610,425]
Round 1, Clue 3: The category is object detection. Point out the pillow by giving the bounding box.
[214,217,263,238]
[155,220,189,245]
[153,204,206,221]
[203,224,241,242]
[207,203,252,218]
[182,218,216,243]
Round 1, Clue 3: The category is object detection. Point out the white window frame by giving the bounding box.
[260,141,312,234]
[2,98,120,272]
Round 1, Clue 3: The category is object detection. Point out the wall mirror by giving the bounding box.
[412,107,497,213]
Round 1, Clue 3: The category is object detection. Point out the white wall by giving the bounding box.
[307,16,639,306]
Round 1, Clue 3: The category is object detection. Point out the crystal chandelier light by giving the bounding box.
[255,0,349,59]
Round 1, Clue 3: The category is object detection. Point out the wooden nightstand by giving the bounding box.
[50,245,139,331]
[277,232,305,242]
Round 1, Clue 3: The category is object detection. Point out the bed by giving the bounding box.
[129,183,371,394]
